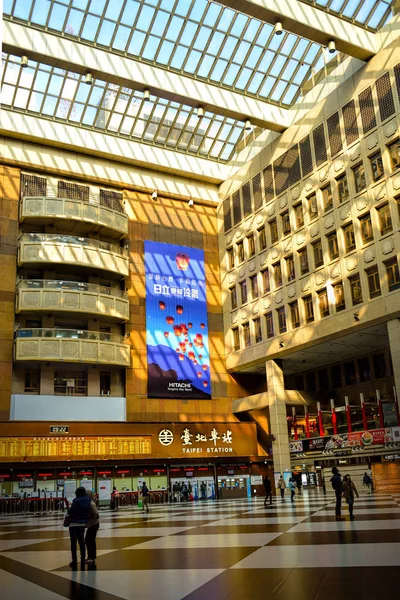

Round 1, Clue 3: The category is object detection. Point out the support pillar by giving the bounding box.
[388,319,400,410]
[266,360,291,478]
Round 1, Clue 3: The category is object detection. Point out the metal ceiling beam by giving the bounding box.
[3,21,291,132]
[218,0,378,60]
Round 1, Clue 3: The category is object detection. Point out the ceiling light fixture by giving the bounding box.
[151,190,157,201]
[279,341,285,348]
[21,55,28,68]
[197,106,204,118]
[143,89,150,101]
[85,72,93,85]
[274,22,283,35]
[328,40,336,53]
[244,119,252,131]
[188,199,194,208]
[353,313,360,322]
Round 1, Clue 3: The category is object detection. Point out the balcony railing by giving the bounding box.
[14,328,130,366]
[18,234,129,277]
[20,192,128,237]
[16,280,129,321]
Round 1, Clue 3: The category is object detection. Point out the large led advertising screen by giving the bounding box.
[144,241,211,399]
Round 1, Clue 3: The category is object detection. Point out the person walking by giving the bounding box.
[68,487,91,568]
[277,475,286,502]
[363,472,372,494]
[296,473,302,495]
[263,475,272,507]
[289,478,296,503]
[343,474,359,520]
[141,481,150,513]
[331,467,344,521]
[85,491,100,567]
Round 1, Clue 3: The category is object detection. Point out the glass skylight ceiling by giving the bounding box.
[1,53,245,162]
[301,0,394,31]
[3,0,326,107]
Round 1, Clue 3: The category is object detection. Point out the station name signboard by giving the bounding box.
[289,427,400,455]
[144,241,211,400]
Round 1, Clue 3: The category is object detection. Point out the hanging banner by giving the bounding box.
[290,427,400,454]
[144,241,211,399]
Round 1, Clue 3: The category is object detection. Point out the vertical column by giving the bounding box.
[266,360,291,477]
[388,319,400,409]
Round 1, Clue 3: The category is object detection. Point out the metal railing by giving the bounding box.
[112,491,168,510]
[22,190,126,214]
[15,328,125,344]
[20,233,128,256]
[0,496,66,515]
[17,279,127,299]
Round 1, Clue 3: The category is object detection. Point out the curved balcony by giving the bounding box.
[16,280,129,322]
[14,328,130,366]
[18,234,129,277]
[20,194,128,239]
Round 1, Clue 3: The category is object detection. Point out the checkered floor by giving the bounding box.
[1,488,400,600]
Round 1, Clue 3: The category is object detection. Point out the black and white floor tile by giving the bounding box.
[1,489,400,599]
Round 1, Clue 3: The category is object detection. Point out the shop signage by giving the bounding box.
[290,427,400,455]
[251,475,263,485]
[144,241,211,399]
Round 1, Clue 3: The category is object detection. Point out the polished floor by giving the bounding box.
[1,489,400,600]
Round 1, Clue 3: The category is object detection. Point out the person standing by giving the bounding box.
[343,474,359,520]
[263,475,272,507]
[85,491,100,567]
[363,472,372,494]
[331,467,344,521]
[277,475,286,501]
[141,481,150,513]
[68,487,91,568]
[296,473,302,495]
[289,478,296,503]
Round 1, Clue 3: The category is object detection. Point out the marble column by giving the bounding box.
[266,359,291,476]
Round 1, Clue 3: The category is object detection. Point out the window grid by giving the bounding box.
[358,87,377,134]
[223,197,232,232]
[20,173,47,198]
[376,72,395,122]
[342,100,359,146]
[385,258,400,292]
[366,266,382,299]
[349,274,363,306]
[300,1,394,31]
[313,123,328,167]
[327,111,343,157]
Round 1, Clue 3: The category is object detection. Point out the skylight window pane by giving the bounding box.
[243,20,261,43]
[48,4,68,30]
[303,43,320,64]
[31,0,51,26]
[13,0,32,20]
[217,8,236,33]
[66,9,85,36]
[48,75,64,96]
[42,96,57,116]
[3,0,13,15]
[281,34,297,56]
[203,3,222,27]
[256,23,274,47]
[157,41,175,65]
[2,85,15,106]
[81,15,101,42]
[75,82,91,103]
[121,1,139,25]
[270,55,286,78]
[246,46,263,69]
[165,16,185,41]
[282,83,299,105]
[193,27,212,52]
[69,103,84,122]
[368,4,389,28]
[175,0,191,18]
[97,20,116,46]
[82,105,97,126]
[184,50,202,74]
[271,80,287,102]
[128,31,146,56]
[281,59,298,81]
[29,91,44,112]
[356,0,376,23]
[343,0,363,17]
[152,9,170,37]
[197,55,215,78]
[247,72,264,94]
[180,21,199,46]
[105,0,124,20]
[230,13,248,38]
[132,120,146,138]
[142,36,162,61]
[208,31,225,55]
[120,116,134,135]
[292,38,309,61]
[233,41,251,64]
[259,76,276,97]
[235,68,253,90]
[136,5,156,31]
[210,59,228,82]
[223,64,241,86]
[113,25,131,51]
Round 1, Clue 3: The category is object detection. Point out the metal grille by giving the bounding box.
[273,151,290,196]
[287,146,301,187]
[232,190,242,226]
[242,182,252,219]
[358,87,377,133]
[223,197,232,232]
[342,100,359,145]
[327,112,343,157]
[394,63,400,101]
[99,189,124,212]
[252,173,263,212]
[263,165,274,203]
[313,124,327,167]
[20,173,47,198]
[376,72,395,122]
[58,181,90,202]
[300,136,313,177]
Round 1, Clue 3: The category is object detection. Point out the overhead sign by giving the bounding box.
[290,427,400,455]
[144,241,211,399]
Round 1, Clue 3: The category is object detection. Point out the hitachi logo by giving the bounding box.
[168,383,192,389]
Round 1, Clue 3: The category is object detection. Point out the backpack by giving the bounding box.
[331,474,342,491]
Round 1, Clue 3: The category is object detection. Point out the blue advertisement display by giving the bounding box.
[144,241,211,399]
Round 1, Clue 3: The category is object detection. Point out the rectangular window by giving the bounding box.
[306,371,316,391]
[303,295,314,323]
[294,202,304,228]
[285,255,295,282]
[253,317,262,343]
[377,204,393,236]
[281,211,291,235]
[337,174,349,204]
[343,222,356,253]
[327,232,339,260]
[232,328,240,351]
[333,282,346,312]
[237,241,244,263]
[317,288,329,318]
[331,364,342,388]
[308,193,318,220]
[298,247,309,275]
[258,226,267,251]
[369,151,384,182]
[373,354,387,378]
[227,247,235,270]
[322,184,333,212]
[250,275,259,299]
[269,219,278,244]
[366,265,381,299]
[240,280,248,304]
[230,287,237,310]
[344,361,356,386]
[243,322,251,347]
[349,274,363,305]
[262,269,270,293]
[100,372,111,395]
[358,357,371,382]
[277,307,287,334]
[24,369,40,394]
[385,258,400,292]
[265,312,274,338]
[312,239,324,268]
[290,301,300,328]
[318,369,329,391]
[352,163,366,194]
[247,234,255,257]
[359,213,373,244]
[54,371,88,396]
[273,262,282,288]
[388,140,400,171]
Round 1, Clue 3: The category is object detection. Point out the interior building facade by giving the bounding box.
[1,0,400,500]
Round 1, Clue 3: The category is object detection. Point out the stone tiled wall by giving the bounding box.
[0,166,19,419]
